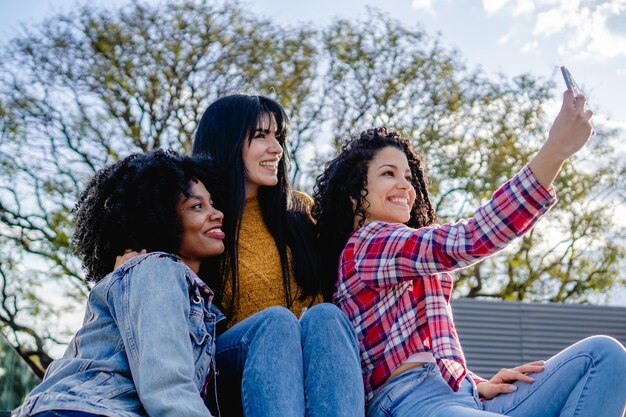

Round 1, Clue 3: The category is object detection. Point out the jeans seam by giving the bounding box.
[239,338,251,417]
[500,353,593,415]
[571,354,596,417]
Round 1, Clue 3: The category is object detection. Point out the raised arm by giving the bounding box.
[354,91,593,288]
[354,164,556,287]
[528,91,593,188]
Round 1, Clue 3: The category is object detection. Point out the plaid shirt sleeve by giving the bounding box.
[468,369,488,385]
[354,165,557,287]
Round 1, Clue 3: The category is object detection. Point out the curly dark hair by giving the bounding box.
[312,127,437,299]
[72,149,221,283]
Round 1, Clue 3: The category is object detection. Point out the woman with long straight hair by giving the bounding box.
[192,93,364,417]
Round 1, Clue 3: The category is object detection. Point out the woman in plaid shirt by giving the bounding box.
[313,90,626,417]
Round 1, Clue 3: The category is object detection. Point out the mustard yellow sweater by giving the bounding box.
[223,194,319,326]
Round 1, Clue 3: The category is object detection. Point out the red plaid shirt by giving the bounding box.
[333,165,557,403]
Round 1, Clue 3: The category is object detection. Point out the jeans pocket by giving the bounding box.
[374,365,433,416]
[189,296,211,346]
[67,372,135,401]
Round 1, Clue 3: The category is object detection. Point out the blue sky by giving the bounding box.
[2,0,624,129]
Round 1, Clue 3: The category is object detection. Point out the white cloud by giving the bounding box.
[594,113,626,131]
[512,0,536,16]
[533,7,575,37]
[482,0,512,15]
[481,0,626,61]
[412,0,436,14]
[497,29,515,45]
[521,39,540,53]
[617,68,626,76]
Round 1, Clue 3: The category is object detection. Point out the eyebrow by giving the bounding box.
[376,164,411,172]
[181,193,210,202]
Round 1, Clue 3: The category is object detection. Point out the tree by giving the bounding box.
[1,0,623,375]
[0,0,320,376]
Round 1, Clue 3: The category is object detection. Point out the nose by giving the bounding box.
[269,138,283,156]
[398,177,412,190]
[209,207,224,222]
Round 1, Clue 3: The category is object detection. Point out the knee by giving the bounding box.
[301,303,358,345]
[300,303,350,328]
[254,306,300,339]
[579,335,626,367]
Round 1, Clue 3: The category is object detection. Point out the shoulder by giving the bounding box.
[354,221,407,239]
[114,252,193,288]
[350,221,421,249]
[121,251,181,270]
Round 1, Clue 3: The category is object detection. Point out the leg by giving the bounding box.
[483,336,626,417]
[215,306,305,417]
[300,303,365,417]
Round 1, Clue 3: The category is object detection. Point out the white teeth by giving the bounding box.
[390,198,408,204]
[259,161,278,167]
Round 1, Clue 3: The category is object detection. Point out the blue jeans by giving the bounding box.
[367,336,626,417]
[213,304,364,417]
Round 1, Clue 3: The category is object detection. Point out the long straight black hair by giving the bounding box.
[193,94,321,320]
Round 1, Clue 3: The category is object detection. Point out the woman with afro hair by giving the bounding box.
[14,149,226,417]
[313,91,626,417]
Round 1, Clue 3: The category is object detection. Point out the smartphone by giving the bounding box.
[560,66,582,96]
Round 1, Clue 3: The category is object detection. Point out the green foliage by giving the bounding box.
[0,0,624,373]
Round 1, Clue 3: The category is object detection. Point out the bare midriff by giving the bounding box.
[387,361,428,381]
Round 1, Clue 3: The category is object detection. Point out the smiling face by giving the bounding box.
[176,180,225,273]
[242,112,284,198]
[359,146,417,226]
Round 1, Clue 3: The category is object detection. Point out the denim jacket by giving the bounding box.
[14,252,223,417]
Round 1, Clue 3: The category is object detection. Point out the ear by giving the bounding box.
[349,196,358,210]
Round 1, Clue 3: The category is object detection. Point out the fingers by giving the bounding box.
[512,360,545,375]
[493,383,519,394]
[114,249,146,270]
[574,93,586,110]
[563,91,592,116]
[496,368,536,383]
[477,381,519,400]
[562,90,575,109]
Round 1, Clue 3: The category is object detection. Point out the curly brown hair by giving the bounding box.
[312,127,437,299]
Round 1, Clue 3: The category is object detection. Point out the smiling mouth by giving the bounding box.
[259,161,278,168]
[389,198,409,205]
[205,226,225,239]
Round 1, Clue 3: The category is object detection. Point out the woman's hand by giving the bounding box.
[114,249,146,270]
[529,90,594,188]
[476,360,545,400]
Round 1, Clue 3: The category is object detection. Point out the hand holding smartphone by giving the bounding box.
[560,66,582,97]
[560,66,590,111]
